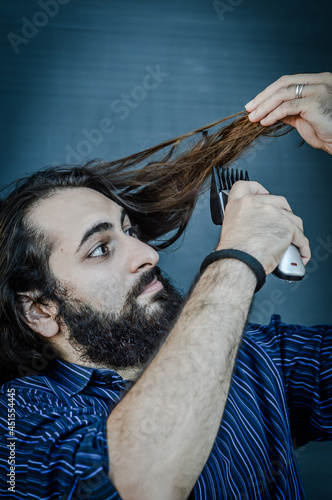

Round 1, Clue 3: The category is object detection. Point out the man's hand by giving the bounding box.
[245,72,332,155]
[217,181,311,275]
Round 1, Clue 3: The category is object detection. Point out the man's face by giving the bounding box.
[29,187,183,370]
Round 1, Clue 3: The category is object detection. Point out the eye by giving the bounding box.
[124,226,138,238]
[88,243,111,259]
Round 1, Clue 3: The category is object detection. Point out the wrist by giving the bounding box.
[200,249,266,293]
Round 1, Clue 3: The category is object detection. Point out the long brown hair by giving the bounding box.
[89,110,290,248]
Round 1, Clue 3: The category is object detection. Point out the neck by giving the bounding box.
[51,334,143,381]
[70,356,143,381]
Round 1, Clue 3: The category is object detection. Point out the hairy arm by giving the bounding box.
[108,257,255,499]
[106,181,310,499]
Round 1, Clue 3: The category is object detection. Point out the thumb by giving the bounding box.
[281,116,297,127]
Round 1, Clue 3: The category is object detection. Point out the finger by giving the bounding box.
[228,180,269,199]
[283,210,304,235]
[247,83,312,123]
[245,73,331,110]
[248,83,329,124]
[280,211,308,263]
[258,98,311,126]
[245,72,332,111]
[290,224,311,265]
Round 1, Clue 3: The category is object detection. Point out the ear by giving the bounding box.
[16,291,60,338]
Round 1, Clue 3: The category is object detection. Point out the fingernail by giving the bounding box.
[245,99,254,111]
[248,110,256,120]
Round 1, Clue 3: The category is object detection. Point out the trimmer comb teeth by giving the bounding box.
[210,166,249,225]
[209,166,306,282]
[218,167,249,191]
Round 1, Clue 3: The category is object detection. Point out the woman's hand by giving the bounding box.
[245,72,332,155]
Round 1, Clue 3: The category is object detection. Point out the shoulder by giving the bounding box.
[1,373,55,393]
[244,314,331,345]
[0,374,61,413]
[241,314,332,370]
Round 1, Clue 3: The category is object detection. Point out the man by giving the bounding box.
[0,73,331,499]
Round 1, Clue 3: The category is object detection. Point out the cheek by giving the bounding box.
[86,278,127,312]
[50,253,128,311]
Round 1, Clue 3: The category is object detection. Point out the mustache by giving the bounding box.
[128,266,162,299]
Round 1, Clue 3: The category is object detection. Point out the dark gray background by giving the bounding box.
[1,0,331,497]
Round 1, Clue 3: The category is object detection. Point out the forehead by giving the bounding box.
[29,187,122,246]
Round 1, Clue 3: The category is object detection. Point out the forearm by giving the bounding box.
[107,258,256,499]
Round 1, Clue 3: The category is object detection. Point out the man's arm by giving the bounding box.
[106,181,310,499]
[245,72,332,155]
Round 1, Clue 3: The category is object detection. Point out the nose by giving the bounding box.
[124,234,160,273]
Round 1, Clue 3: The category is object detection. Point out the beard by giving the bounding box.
[56,266,184,370]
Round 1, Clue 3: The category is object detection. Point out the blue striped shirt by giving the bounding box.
[0,315,331,499]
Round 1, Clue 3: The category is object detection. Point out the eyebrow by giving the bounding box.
[76,209,126,253]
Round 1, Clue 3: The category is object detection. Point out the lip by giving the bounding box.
[139,275,163,296]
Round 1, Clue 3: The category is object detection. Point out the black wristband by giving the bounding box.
[200,249,266,293]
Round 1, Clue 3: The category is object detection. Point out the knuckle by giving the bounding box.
[315,83,329,94]
[296,215,304,227]
[237,192,252,208]
[261,203,276,216]
[276,86,289,98]
[274,101,289,116]
[278,75,290,84]
[321,71,332,81]
[249,180,263,191]
[322,83,331,94]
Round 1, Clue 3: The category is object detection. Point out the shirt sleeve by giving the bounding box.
[0,393,122,500]
[251,314,332,447]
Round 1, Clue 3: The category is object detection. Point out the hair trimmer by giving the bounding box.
[210,166,305,282]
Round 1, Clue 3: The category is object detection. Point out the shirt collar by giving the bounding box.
[43,358,124,396]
